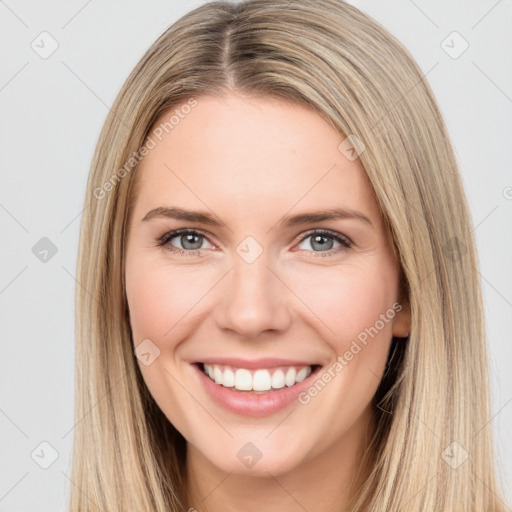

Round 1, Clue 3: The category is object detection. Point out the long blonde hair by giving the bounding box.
[70,1,507,510]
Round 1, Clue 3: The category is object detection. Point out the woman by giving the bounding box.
[71,0,507,510]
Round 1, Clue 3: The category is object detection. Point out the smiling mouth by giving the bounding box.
[196,362,321,394]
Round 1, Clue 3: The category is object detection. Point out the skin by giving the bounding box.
[124,92,411,512]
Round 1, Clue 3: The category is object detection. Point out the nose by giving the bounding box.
[214,252,292,339]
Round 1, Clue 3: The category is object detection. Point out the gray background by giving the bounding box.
[1,1,510,510]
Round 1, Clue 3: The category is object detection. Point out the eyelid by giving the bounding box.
[157,227,353,256]
[295,228,352,247]
[158,228,217,249]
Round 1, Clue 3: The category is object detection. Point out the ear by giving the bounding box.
[392,299,411,338]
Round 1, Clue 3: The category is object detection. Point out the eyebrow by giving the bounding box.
[141,206,374,229]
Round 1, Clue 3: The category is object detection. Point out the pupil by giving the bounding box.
[312,235,332,251]
[183,234,202,250]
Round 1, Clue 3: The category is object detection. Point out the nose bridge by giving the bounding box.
[215,247,291,338]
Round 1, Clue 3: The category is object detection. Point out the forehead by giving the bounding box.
[132,93,381,228]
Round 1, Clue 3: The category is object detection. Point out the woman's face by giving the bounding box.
[125,93,410,477]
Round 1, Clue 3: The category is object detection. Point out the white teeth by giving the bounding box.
[213,366,223,385]
[271,369,285,389]
[295,367,309,382]
[235,369,252,390]
[223,368,235,387]
[202,363,313,391]
[253,369,272,391]
[285,367,296,387]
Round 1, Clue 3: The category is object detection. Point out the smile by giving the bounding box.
[201,363,313,392]
[192,361,322,417]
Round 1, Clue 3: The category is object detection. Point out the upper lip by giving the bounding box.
[192,357,320,369]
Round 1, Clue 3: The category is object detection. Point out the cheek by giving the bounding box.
[124,256,215,434]
[287,264,399,438]
[125,257,215,347]
[286,261,399,414]
[126,253,399,360]
[287,261,398,348]
[125,249,400,451]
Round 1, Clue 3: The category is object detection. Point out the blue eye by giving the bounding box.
[157,229,214,256]
[157,228,352,257]
[296,229,352,256]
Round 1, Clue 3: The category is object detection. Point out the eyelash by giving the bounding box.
[156,228,352,258]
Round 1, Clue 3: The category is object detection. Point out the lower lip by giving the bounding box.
[192,363,321,417]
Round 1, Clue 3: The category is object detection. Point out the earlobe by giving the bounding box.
[392,300,411,338]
